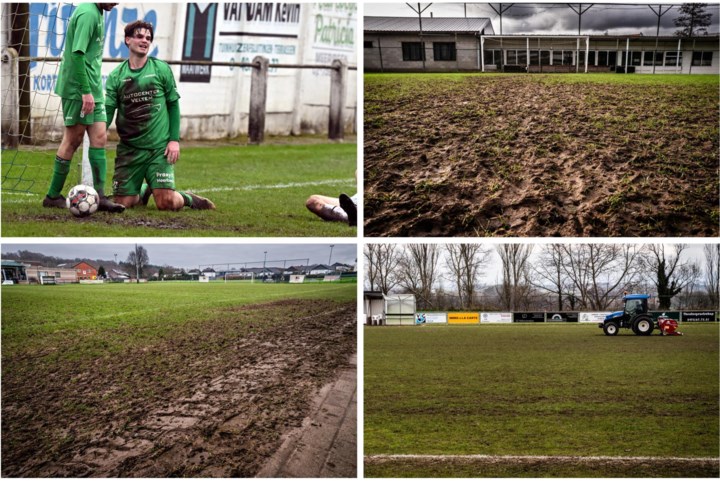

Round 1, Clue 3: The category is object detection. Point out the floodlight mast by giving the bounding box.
[406,3,432,70]
[649,5,674,75]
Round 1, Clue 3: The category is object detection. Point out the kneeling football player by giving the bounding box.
[105,20,214,211]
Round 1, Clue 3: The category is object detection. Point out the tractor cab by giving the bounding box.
[600,294,654,336]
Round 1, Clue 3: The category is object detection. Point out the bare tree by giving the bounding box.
[496,244,534,310]
[705,244,720,309]
[531,244,571,311]
[126,244,150,283]
[398,244,440,309]
[644,244,700,309]
[560,244,641,310]
[445,244,492,309]
[364,244,401,293]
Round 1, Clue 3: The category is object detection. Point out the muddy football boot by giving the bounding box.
[339,193,357,227]
[188,192,216,210]
[98,196,126,213]
[42,195,67,209]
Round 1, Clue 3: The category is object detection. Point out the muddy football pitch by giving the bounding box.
[1,282,356,477]
[364,324,719,477]
[364,74,719,237]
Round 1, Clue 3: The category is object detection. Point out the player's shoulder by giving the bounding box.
[73,3,100,18]
[148,57,172,70]
[107,60,131,79]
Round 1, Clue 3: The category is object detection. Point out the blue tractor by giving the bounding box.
[599,294,655,336]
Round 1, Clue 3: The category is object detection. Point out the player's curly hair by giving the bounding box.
[124,20,154,46]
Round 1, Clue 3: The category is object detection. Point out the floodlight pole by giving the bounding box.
[407,3,432,70]
[329,245,335,265]
[649,5,673,75]
[568,3,593,35]
[488,3,513,35]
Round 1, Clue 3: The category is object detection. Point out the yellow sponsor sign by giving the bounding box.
[448,312,479,324]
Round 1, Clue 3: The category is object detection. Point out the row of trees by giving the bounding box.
[365,244,720,311]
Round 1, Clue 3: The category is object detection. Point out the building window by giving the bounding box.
[563,51,574,65]
[530,50,539,65]
[433,42,456,61]
[692,51,712,66]
[483,49,499,65]
[643,51,663,66]
[665,51,682,66]
[552,50,563,64]
[540,50,551,65]
[517,50,527,65]
[402,42,425,61]
[364,41,374,48]
[630,51,642,66]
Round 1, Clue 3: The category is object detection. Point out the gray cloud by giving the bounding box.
[1,243,357,269]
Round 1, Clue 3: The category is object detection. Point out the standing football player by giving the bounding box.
[44,3,125,213]
[105,20,214,211]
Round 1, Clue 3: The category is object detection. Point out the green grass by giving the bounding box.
[1,141,357,237]
[2,281,356,361]
[364,324,719,476]
[365,72,720,87]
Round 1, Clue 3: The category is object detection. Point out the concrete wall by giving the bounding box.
[19,3,357,141]
[365,33,482,71]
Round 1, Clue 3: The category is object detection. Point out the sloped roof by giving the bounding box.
[365,16,493,34]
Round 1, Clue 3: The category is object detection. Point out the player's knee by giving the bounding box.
[155,195,181,211]
[62,131,85,152]
[88,130,107,147]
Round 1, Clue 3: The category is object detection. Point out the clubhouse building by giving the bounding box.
[364,16,719,74]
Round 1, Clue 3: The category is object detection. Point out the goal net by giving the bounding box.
[1,3,90,198]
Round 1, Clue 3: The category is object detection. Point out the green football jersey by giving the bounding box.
[105,58,181,150]
[54,3,105,100]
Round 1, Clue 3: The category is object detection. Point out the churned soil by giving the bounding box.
[364,75,719,237]
[1,299,356,477]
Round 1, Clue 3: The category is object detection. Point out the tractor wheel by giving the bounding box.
[634,317,654,336]
[603,321,619,336]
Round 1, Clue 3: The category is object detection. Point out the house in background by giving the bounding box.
[73,261,98,280]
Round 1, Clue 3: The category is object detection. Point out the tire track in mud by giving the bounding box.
[2,300,356,477]
[364,75,719,237]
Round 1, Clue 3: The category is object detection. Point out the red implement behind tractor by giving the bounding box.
[657,315,683,336]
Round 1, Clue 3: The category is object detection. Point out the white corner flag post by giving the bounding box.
[81,132,92,186]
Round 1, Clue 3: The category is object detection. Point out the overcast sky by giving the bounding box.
[366,242,713,289]
[365,3,720,36]
[2,243,357,269]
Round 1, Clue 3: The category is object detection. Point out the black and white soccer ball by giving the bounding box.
[66,184,99,217]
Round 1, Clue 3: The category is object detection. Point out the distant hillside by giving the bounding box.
[2,250,173,276]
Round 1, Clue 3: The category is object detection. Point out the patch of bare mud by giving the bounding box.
[2,299,356,477]
[364,76,719,237]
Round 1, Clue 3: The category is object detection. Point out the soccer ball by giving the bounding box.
[66,184,99,217]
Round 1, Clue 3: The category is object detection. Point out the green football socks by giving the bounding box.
[88,147,107,197]
[178,191,193,207]
[47,155,71,198]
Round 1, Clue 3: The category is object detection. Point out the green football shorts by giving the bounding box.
[61,98,106,126]
[112,143,176,196]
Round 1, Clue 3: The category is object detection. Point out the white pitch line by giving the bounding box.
[193,178,355,194]
[1,178,355,203]
[365,454,720,463]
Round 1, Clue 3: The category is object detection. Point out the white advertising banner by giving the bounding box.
[289,275,305,283]
[480,312,513,323]
[415,312,447,324]
[579,312,612,323]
